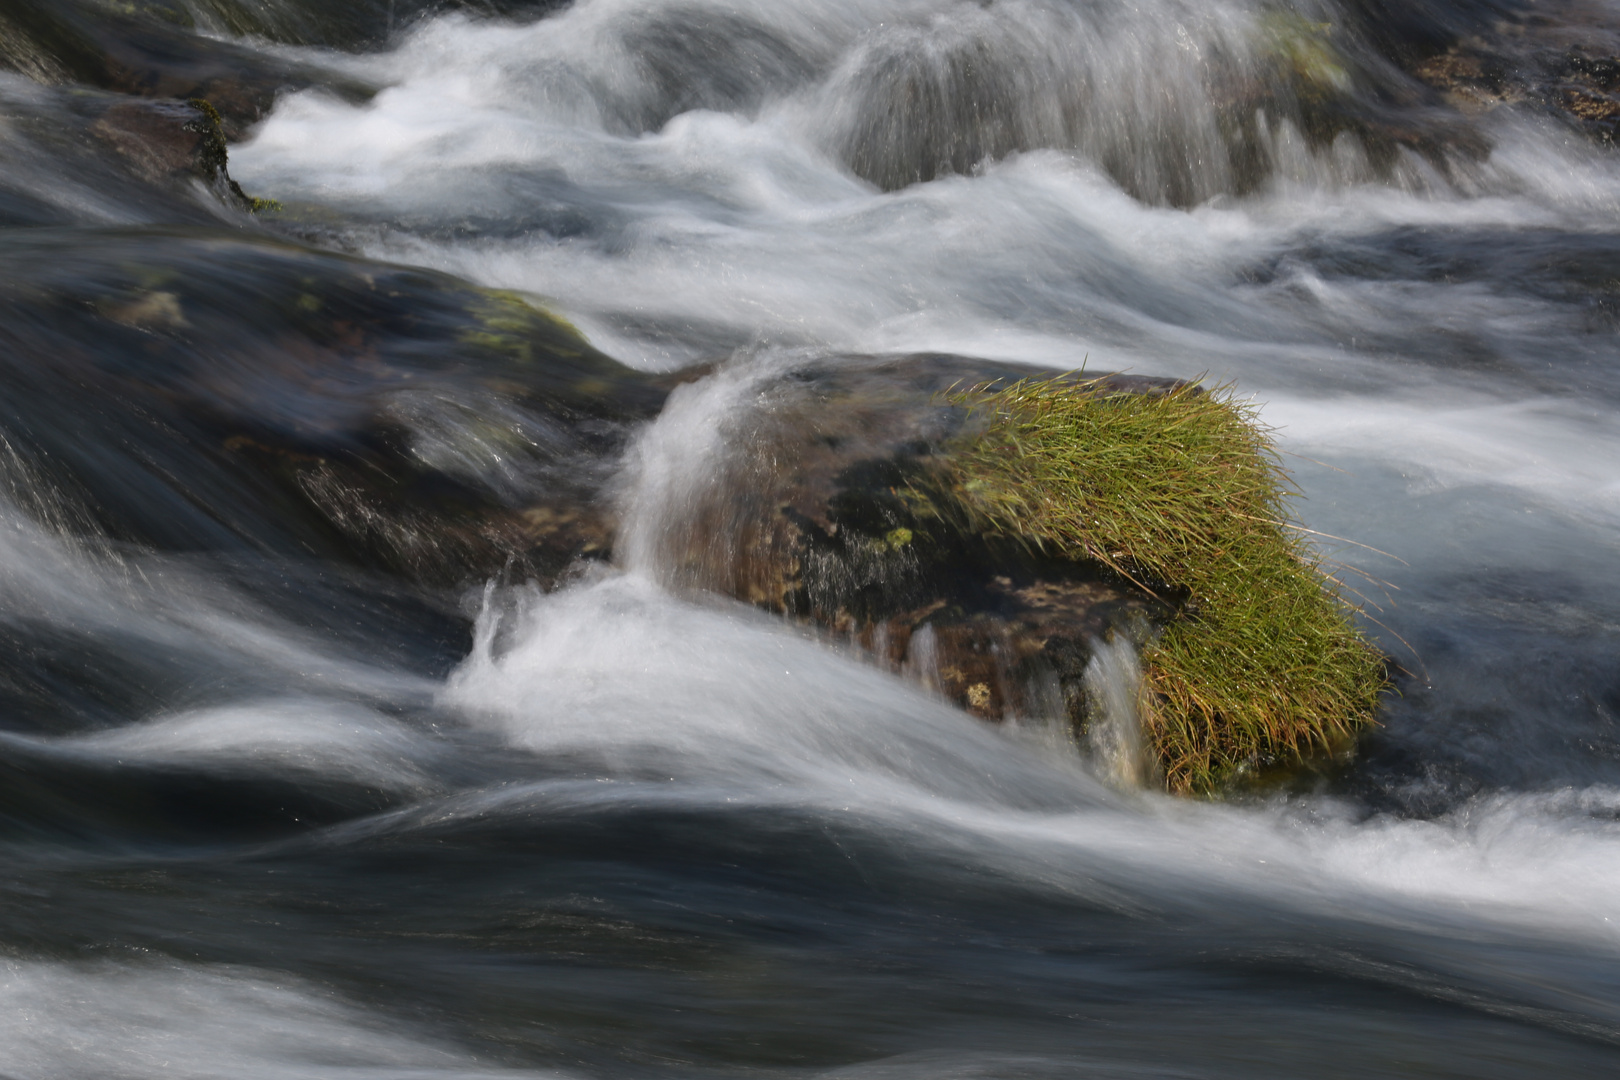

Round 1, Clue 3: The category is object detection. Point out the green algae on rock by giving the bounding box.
[926,374,1386,794]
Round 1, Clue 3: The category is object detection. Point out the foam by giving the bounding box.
[0,959,560,1080]
[7,700,440,793]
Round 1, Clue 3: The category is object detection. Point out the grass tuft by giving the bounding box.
[932,374,1385,793]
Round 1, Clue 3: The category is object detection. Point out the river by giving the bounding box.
[3,0,1620,1075]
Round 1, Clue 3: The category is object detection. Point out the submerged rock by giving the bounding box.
[820,5,1486,206]
[1406,0,1620,143]
[0,231,664,587]
[0,227,1379,794]
[0,0,376,132]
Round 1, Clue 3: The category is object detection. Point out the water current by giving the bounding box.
[4,0,1620,1075]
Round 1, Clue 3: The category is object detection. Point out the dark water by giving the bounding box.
[4,1,1620,1076]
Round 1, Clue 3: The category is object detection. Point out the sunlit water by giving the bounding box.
[4,0,1620,1075]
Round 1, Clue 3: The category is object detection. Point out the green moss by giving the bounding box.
[184,97,230,178]
[1258,11,1351,96]
[929,375,1385,794]
[462,289,590,363]
[185,97,282,213]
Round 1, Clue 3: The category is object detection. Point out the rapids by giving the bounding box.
[3,0,1620,1075]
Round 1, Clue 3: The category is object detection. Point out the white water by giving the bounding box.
[435,574,1620,940]
[0,960,560,1080]
[235,0,1620,1009]
[11,0,1620,1069]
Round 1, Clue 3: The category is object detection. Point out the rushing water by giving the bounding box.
[4,0,1620,1075]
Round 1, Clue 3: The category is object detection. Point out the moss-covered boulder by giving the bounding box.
[634,356,1178,722]
[639,357,1384,793]
[923,375,1385,793]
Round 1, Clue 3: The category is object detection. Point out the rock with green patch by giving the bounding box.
[923,375,1386,793]
[0,230,666,587]
[650,360,1385,794]
[640,356,1183,732]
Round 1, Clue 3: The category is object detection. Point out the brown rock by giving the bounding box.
[90,96,258,210]
[643,355,1181,728]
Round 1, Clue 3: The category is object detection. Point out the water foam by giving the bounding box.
[0,959,558,1080]
[432,568,1620,964]
[5,700,440,793]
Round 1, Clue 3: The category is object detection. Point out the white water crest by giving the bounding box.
[0,960,559,1080]
[1083,636,1154,789]
[426,571,1620,989]
[2,700,441,793]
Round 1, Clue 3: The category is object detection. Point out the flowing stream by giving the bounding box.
[4,0,1620,1075]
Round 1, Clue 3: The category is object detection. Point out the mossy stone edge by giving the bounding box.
[924,374,1387,794]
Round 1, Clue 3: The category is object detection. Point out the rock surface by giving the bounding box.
[0,0,374,133]
[638,356,1185,726]
[1407,0,1620,142]
[0,227,1188,742]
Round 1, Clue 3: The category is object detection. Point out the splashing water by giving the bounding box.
[1083,636,1155,789]
[3,0,1620,1075]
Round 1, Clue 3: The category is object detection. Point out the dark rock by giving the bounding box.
[1405,0,1620,143]
[0,0,377,132]
[177,0,568,51]
[88,96,262,210]
[642,355,1183,725]
[0,231,665,589]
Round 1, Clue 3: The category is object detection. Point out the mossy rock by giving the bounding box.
[0,230,667,587]
[923,375,1386,793]
[641,355,1183,728]
[651,358,1385,794]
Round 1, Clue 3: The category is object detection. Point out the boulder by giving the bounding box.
[0,230,1382,794]
[637,356,1181,727]
[0,0,376,133]
[89,97,267,211]
[643,358,1383,792]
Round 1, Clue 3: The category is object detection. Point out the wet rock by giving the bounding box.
[642,355,1183,728]
[89,97,261,210]
[1406,0,1620,143]
[0,231,665,588]
[823,8,1487,206]
[0,0,376,132]
[181,0,567,51]
[0,83,287,225]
